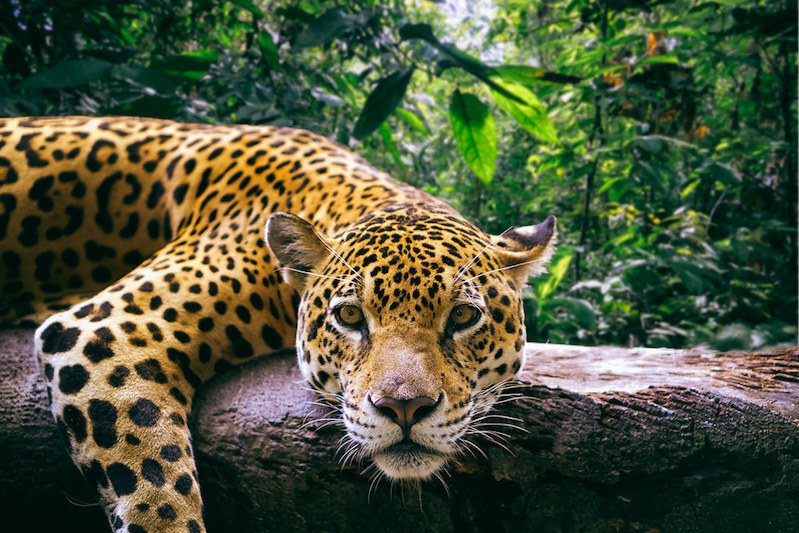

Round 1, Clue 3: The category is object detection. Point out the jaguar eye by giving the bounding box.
[449,304,480,328]
[335,305,363,327]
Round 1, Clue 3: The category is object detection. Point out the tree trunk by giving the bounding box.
[1,328,797,533]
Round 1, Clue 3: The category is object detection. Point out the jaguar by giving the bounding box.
[0,115,556,532]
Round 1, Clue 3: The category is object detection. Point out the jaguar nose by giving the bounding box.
[370,395,441,437]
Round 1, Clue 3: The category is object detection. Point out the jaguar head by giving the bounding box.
[266,206,556,480]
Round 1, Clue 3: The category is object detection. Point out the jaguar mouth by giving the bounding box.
[383,439,438,455]
[371,439,448,480]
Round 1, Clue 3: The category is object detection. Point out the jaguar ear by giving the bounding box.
[493,215,558,287]
[265,213,332,291]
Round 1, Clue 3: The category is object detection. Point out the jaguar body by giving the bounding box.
[0,116,555,532]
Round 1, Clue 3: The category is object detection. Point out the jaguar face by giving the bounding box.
[266,206,556,480]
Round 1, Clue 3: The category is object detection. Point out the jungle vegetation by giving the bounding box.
[1,0,796,350]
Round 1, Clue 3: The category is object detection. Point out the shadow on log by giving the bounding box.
[1,328,797,532]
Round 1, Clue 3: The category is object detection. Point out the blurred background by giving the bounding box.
[1,0,795,350]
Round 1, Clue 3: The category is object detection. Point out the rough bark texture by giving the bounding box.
[1,327,797,533]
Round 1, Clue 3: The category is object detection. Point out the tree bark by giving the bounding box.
[1,328,797,533]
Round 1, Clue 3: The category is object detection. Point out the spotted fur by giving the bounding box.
[0,116,556,532]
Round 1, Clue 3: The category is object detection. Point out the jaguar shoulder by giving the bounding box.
[0,115,556,533]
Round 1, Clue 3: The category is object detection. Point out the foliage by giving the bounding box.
[0,0,795,350]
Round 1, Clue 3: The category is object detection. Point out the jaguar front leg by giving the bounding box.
[36,303,207,533]
[34,238,295,532]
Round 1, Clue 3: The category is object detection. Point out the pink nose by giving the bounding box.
[370,395,440,437]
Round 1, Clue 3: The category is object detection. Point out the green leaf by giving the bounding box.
[398,23,499,88]
[151,51,218,80]
[491,65,582,85]
[680,179,701,198]
[440,47,490,78]
[19,59,113,89]
[537,251,572,301]
[448,90,497,185]
[395,107,429,135]
[605,34,645,46]
[637,55,680,66]
[353,69,415,140]
[634,136,665,154]
[599,177,629,202]
[398,23,439,44]
[228,0,264,18]
[378,123,402,165]
[552,297,597,331]
[490,79,559,144]
[708,162,741,185]
[111,65,176,93]
[258,32,280,70]
[672,262,707,294]
[293,8,365,49]
[668,27,703,39]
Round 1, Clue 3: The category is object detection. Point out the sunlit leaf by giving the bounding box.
[637,55,680,66]
[537,251,572,300]
[395,107,429,135]
[490,79,559,144]
[448,90,497,185]
[681,179,701,198]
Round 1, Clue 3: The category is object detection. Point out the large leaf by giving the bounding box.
[19,59,113,89]
[490,79,559,144]
[293,8,366,49]
[353,68,414,140]
[448,90,497,185]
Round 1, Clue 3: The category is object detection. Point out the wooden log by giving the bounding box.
[1,328,797,532]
